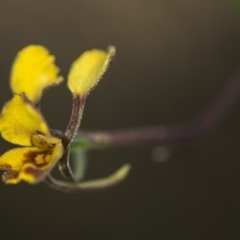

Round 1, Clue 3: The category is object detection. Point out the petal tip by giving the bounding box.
[67,46,116,96]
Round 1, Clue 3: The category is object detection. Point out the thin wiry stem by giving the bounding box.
[58,95,86,179]
[64,95,86,145]
[78,68,240,148]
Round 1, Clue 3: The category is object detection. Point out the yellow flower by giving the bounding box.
[0,45,115,184]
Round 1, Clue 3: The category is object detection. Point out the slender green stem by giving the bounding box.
[44,164,131,193]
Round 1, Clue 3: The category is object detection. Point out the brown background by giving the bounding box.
[0,1,240,239]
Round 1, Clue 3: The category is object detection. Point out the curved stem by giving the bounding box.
[64,95,86,146]
[44,164,131,193]
[58,95,86,179]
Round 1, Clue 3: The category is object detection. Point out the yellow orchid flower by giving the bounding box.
[0,45,127,186]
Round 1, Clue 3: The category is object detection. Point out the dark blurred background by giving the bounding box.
[0,0,240,239]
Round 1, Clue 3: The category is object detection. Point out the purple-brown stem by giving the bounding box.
[59,95,86,179]
[78,68,240,148]
[64,95,86,146]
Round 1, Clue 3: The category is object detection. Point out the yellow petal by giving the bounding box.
[0,147,42,184]
[67,46,116,96]
[11,45,63,103]
[0,142,64,184]
[0,95,49,146]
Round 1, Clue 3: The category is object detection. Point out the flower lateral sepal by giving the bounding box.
[59,47,116,179]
